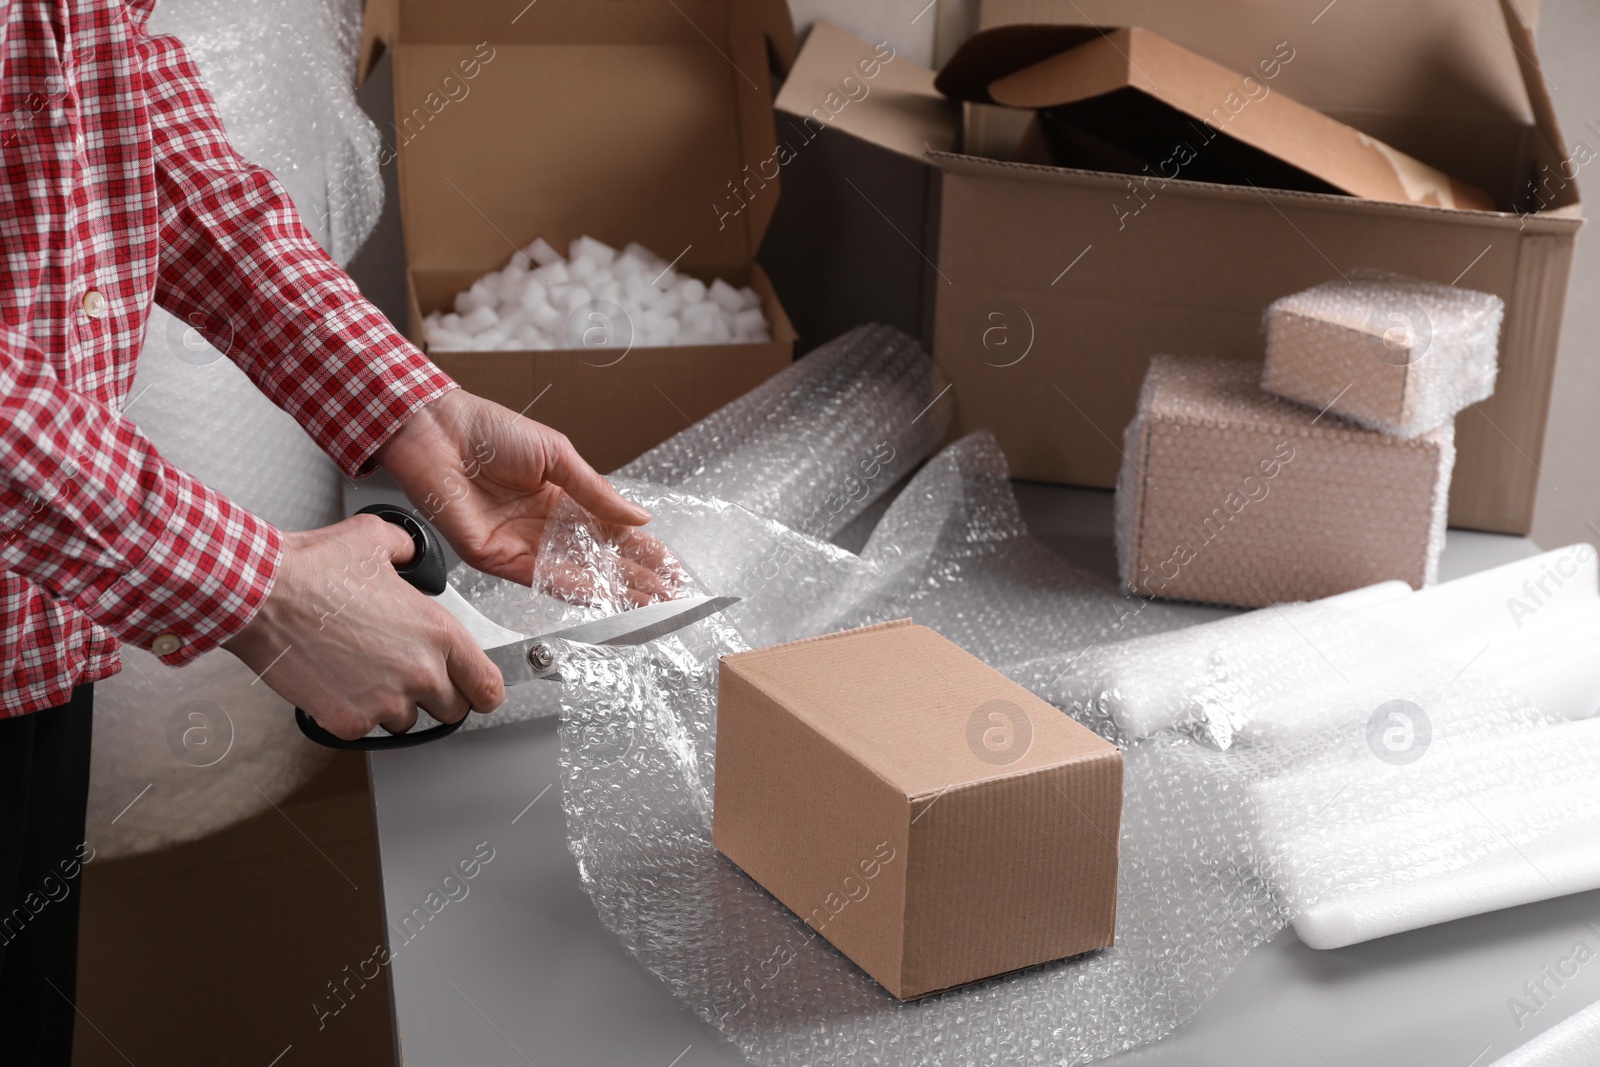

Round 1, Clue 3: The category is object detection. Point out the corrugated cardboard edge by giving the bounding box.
[1498,0,1579,210]
[720,616,916,664]
[717,619,925,807]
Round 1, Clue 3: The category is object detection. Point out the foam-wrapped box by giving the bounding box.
[1262,271,1504,438]
[1116,354,1453,608]
[712,619,1120,1000]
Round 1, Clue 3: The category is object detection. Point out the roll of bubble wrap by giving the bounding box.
[619,323,950,541]
[1488,998,1600,1067]
[1262,270,1504,439]
[147,0,384,262]
[87,0,382,859]
[540,412,1596,1064]
[1116,353,1454,608]
[1059,545,1600,748]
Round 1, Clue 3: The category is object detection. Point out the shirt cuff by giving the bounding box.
[80,469,283,667]
[321,335,459,479]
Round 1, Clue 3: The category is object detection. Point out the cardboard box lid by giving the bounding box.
[720,619,1118,800]
[773,20,959,159]
[935,26,1494,211]
[780,1,1579,217]
[359,0,797,276]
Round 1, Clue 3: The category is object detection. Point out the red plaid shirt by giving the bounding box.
[0,0,455,716]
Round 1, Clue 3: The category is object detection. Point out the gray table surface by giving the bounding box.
[352,477,1600,1067]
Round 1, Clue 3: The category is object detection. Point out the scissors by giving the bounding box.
[294,504,738,751]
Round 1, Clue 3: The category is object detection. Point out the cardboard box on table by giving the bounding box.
[713,620,1122,1000]
[359,0,799,474]
[765,0,1582,534]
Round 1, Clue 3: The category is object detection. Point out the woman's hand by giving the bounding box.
[377,390,681,606]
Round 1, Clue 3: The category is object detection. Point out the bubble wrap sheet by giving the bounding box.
[148,0,384,261]
[620,323,950,541]
[533,408,1600,1063]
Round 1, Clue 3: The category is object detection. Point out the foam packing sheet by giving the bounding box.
[519,393,1600,1064]
[1488,998,1600,1067]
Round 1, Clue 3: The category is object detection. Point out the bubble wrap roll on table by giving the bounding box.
[619,323,950,541]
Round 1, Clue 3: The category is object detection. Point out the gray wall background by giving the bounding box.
[1530,0,1600,551]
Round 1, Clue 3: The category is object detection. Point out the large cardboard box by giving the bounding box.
[713,620,1122,1000]
[359,0,799,474]
[766,0,1581,534]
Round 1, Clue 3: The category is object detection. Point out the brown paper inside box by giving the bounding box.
[713,619,1121,1001]
[1116,355,1454,609]
[358,0,799,474]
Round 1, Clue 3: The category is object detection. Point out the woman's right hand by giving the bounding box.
[222,512,505,741]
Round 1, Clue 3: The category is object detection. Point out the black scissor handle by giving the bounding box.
[294,503,466,751]
[294,706,464,750]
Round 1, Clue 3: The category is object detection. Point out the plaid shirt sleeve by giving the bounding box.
[139,29,457,478]
[0,324,281,666]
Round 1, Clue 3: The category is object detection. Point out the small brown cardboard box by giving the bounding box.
[766,1,1581,534]
[359,0,799,474]
[713,619,1121,1000]
[1118,355,1453,607]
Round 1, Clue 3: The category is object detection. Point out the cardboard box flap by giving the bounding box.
[975,0,1535,128]
[362,0,795,271]
[932,24,1103,103]
[938,26,1495,212]
[774,20,958,163]
[971,0,1575,214]
[362,0,794,81]
[722,621,1118,799]
[1496,0,1579,211]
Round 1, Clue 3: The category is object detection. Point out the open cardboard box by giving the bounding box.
[766,0,1582,534]
[359,0,798,474]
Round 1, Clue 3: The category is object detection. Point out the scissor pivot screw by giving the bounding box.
[527,643,554,671]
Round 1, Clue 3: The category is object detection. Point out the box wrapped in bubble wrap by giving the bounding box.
[1262,270,1504,438]
[1116,354,1454,608]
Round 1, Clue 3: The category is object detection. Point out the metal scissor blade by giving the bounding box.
[482,595,740,688]
[541,594,741,647]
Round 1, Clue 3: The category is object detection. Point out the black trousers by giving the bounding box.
[0,685,93,1067]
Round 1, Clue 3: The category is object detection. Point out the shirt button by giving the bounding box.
[152,634,182,656]
[82,290,106,318]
